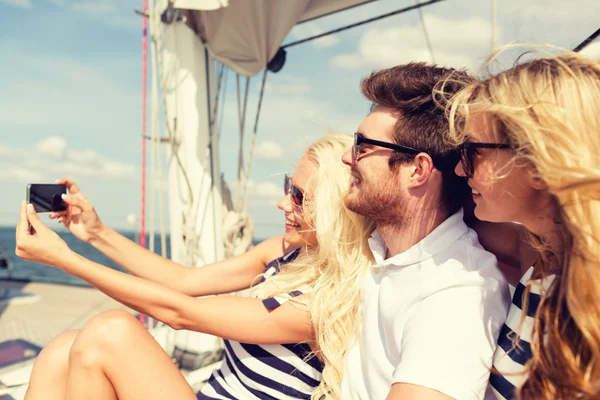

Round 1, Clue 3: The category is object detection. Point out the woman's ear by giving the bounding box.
[528,170,548,191]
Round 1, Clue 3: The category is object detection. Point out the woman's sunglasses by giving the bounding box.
[459,142,513,178]
[284,174,304,208]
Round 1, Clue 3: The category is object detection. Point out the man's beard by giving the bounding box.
[344,181,406,226]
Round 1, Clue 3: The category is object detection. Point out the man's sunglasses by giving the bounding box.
[459,141,513,178]
[352,132,420,163]
[284,174,304,208]
[353,132,459,171]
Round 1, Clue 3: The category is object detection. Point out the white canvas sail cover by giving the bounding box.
[172,0,374,76]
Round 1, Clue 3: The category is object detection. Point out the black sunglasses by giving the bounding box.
[284,174,304,208]
[353,132,459,171]
[459,142,513,178]
[353,132,420,162]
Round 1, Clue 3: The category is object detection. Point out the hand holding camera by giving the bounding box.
[16,201,70,268]
[49,178,105,244]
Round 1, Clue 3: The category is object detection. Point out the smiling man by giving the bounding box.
[341,63,511,400]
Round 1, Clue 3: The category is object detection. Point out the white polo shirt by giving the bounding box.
[342,210,510,400]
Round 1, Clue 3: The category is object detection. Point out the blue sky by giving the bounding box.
[1,0,598,239]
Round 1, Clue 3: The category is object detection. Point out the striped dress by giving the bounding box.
[197,248,323,399]
[490,266,554,400]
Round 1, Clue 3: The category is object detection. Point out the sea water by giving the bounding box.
[0,226,260,287]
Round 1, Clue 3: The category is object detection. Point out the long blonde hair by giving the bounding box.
[254,133,375,399]
[446,50,600,399]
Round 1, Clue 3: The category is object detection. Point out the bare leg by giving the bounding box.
[25,330,79,400]
[64,309,196,400]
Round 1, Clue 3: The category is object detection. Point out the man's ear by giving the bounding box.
[409,153,435,188]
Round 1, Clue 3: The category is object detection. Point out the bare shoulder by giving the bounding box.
[251,235,298,265]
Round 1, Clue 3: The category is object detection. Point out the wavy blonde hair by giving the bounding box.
[445,49,600,399]
[253,132,375,399]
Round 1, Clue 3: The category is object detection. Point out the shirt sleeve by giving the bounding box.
[392,285,507,400]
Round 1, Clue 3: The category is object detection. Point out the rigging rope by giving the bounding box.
[573,28,600,52]
[217,67,229,140]
[149,8,168,258]
[239,68,269,213]
[282,0,445,49]
[415,0,435,64]
[235,75,250,213]
[490,0,497,51]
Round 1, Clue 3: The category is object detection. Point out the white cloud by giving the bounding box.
[0,145,27,160]
[99,160,136,180]
[290,22,340,49]
[65,149,103,166]
[253,181,280,198]
[35,136,68,158]
[1,0,32,8]
[254,141,283,161]
[331,15,494,72]
[37,0,137,30]
[277,82,311,94]
[231,179,282,210]
[505,0,599,25]
[246,180,281,198]
[259,75,311,94]
[246,93,359,164]
[0,40,140,155]
[0,167,43,183]
[0,137,137,183]
[71,1,115,14]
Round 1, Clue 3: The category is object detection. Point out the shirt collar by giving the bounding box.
[368,208,468,268]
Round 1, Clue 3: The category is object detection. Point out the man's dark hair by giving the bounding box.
[360,62,472,215]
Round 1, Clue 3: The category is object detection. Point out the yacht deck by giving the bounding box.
[0,279,132,399]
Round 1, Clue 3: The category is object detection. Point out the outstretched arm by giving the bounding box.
[90,226,289,297]
[53,179,291,296]
[61,251,311,344]
[16,202,312,344]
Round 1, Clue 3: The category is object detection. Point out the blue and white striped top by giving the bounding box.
[197,248,323,399]
[490,266,554,400]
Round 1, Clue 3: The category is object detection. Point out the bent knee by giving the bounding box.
[82,310,140,339]
[34,330,79,370]
[69,310,140,362]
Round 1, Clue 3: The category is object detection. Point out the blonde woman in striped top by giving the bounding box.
[446,50,600,399]
[16,133,374,400]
